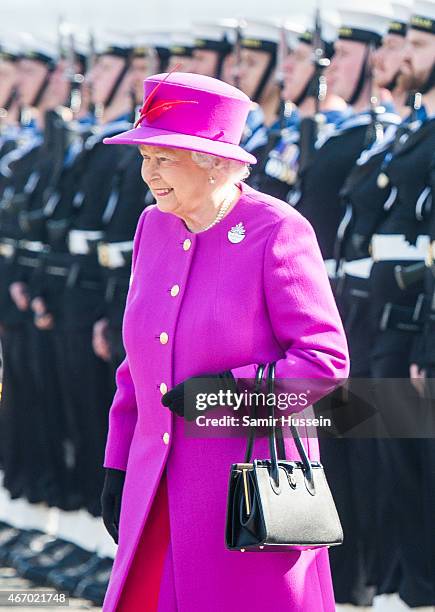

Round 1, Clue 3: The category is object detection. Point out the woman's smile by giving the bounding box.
[153,188,174,197]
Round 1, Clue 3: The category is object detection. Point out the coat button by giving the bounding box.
[170,284,180,297]
[159,332,169,344]
[183,239,191,251]
[159,382,168,394]
[163,432,170,445]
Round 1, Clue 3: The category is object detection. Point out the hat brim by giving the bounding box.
[103,125,257,165]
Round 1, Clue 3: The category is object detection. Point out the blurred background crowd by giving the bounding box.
[0,0,434,608]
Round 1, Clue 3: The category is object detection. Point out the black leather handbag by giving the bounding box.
[225,362,343,551]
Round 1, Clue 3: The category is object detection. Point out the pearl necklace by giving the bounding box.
[199,186,239,233]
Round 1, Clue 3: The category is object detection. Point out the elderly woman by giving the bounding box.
[100,71,349,612]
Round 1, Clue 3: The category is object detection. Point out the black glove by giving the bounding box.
[161,371,238,420]
[101,468,126,544]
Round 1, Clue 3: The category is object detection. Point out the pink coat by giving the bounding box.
[102,181,349,611]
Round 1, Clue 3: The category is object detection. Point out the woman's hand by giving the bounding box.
[101,468,126,544]
[161,371,238,420]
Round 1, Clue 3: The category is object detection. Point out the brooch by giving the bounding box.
[228,222,245,244]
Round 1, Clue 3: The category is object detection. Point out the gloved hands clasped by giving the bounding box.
[161,371,238,421]
[101,468,126,544]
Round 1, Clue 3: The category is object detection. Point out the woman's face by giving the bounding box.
[139,145,211,215]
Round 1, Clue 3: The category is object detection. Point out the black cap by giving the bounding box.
[98,45,132,59]
[298,30,335,59]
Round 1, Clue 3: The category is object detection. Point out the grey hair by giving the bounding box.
[191,151,250,181]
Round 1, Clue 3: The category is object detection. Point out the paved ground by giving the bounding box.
[0,566,101,611]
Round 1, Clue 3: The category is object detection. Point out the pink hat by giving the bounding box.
[103,71,257,164]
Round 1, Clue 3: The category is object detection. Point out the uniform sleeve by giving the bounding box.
[103,206,152,470]
[231,212,350,410]
[412,154,435,369]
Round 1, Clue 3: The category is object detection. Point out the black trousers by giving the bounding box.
[321,274,377,605]
[370,333,435,606]
[57,279,113,517]
[0,322,50,503]
[28,324,82,510]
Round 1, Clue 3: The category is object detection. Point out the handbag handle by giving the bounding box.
[266,362,280,486]
[267,363,314,490]
[243,364,265,463]
[243,362,314,490]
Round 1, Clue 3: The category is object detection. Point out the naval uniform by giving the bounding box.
[336,124,400,374]
[290,107,400,605]
[97,147,152,372]
[247,106,300,200]
[25,110,98,510]
[289,110,400,276]
[53,116,131,516]
[326,120,402,605]
[250,109,352,205]
[0,124,51,503]
[28,113,96,511]
[402,151,435,607]
[416,153,435,374]
[240,104,270,158]
[368,112,435,607]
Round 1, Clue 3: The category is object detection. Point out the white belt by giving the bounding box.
[371,234,430,262]
[97,241,133,269]
[18,239,47,253]
[0,242,15,258]
[68,229,103,255]
[324,259,337,279]
[342,258,373,279]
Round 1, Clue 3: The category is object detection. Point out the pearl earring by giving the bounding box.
[208,176,216,184]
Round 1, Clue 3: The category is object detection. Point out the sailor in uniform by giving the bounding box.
[250,19,346,200]
[232,20,282,158]
[372,1,414,118]
[0,39,59,504]
[285,9,399,606]
[335,5,410,387]
[191,23,233,79]
[167,32,195,73]
[289,9,399,280]
[93,40,155,375]
[366,2,435,606]
[45,39,133,516]
[0,42,20,154]
[329,6,416,604]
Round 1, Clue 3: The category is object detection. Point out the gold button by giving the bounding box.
[159,332,169,344]
[163,432,170,445]
[182,239,191,251]
[170,284,180,297]
[159,382,168,394]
